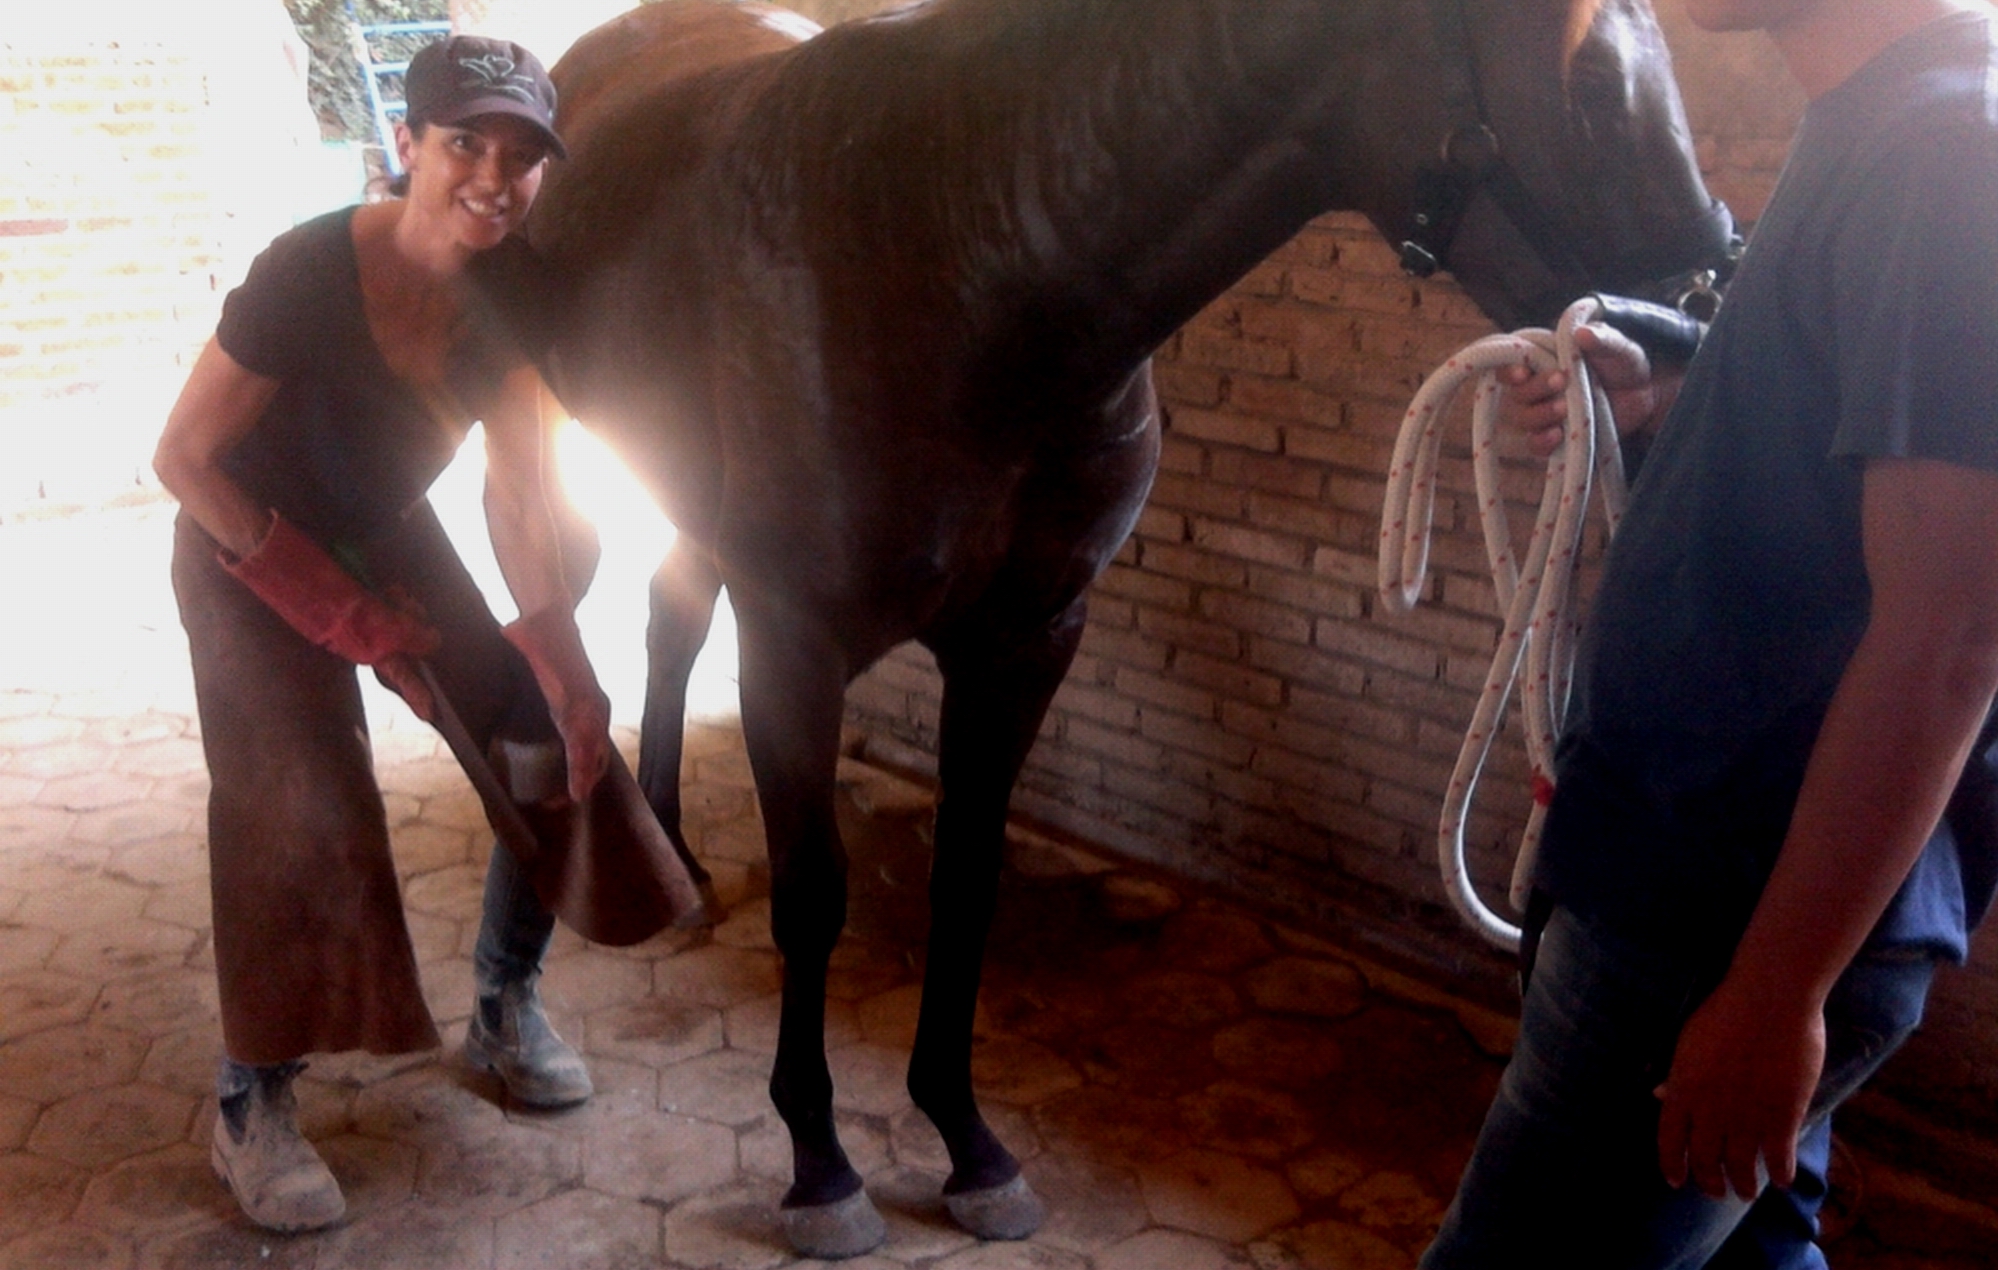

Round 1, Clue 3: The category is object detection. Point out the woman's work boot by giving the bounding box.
[210,1060,345,1232]
[463,977,594,1108]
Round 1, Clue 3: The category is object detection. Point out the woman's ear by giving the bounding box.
[393,121,417,176]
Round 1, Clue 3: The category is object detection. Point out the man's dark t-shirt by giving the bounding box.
[1538,14,1998,962]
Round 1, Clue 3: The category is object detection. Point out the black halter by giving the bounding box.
[1398,0,1588,281]
[1398,0,1739,317]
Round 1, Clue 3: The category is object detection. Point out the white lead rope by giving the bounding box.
[1377,298,1627,950]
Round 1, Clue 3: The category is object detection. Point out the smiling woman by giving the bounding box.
[146,31,703,1235]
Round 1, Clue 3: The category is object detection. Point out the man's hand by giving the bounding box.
[1497,324,1672,459]
[1655,976,1826,1200]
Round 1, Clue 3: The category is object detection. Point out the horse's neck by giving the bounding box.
[804,0,1411,373]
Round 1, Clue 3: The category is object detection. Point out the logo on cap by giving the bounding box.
[454,52,540,106]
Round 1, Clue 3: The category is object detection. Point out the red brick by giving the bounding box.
[1164,649,1286,709]
[1195,590,1311,646]
[1149,471,1249,520]
[1141,542,1249,591]
[1168,405,1282,454]
[1094,561,1189,612]
[1113,666,1219,720]
[1137,708,1256,767]
[1078,624,1171,674]
[1062,718,1165,770]
[1180,327,1294,378]
[1152,361,1224,408]
[1051,682,1140,731]
[1190,519,1311,572]
[1229,376,1344,430]
[1242,637,1368,698]
[1134,608,1242,660]
[1209,449,1325,500]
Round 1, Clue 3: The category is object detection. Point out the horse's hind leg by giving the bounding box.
[733,599,887,1259]
[910,600,1086,1240]
[636,539,721,901]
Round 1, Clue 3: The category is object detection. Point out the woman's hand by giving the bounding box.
[1497,324,1677,459]
[502,603,612,803]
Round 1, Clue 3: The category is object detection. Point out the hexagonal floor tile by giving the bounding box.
[657,1175,791,1270]
[73,1142,232,1236]
[1095,1227,1253,1270]
[414,1117,581,1218]
[0,1023,146,1104]
[1136,1147,1300,1245]
[28,1082,197,1170]
[658,1046,778,1129]
[586,995,725,1071]
[0,1153,89,1245]
[0,922,66,981]
[0,1223,135,1270]
[15,874,150,936]
[495,1187,663,1270]
[1255,1218,1411,1270]
[91,968,218,1038]
[46,920,199,984]
[651,943,781,1011]
[580,1103,735,1205]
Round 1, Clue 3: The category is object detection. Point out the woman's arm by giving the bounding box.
[152,339,281,558]
[152,335,441,714]
[482,365,611,802]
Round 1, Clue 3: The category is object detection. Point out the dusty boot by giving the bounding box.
[463,978,593,1108]
[210,1060,345,1233]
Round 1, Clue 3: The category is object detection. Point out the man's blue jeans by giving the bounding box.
[1421,904,1936,1269]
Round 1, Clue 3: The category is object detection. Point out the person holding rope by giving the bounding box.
[155,35,617,1232]
[1423,0,1998,1265]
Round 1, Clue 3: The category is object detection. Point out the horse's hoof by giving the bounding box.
[780,1188,888,1260]
[946,1174,1045,1241]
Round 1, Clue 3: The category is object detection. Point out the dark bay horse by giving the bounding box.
[501,0,1734,1256]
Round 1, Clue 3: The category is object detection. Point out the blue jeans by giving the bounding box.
[222,841,551,1091]
[471,838,557,992]
[1421,904,1935,1269]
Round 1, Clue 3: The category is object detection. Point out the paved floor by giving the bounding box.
[1,498,1993,1268]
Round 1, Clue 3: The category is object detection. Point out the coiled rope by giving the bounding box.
[1377,298,1626,950]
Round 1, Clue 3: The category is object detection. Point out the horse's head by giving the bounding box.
[1376,0,1737,330]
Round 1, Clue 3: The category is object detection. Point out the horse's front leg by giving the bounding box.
[732,598,886,1260]
[912,600,1086,1241]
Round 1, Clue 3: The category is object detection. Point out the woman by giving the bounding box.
[155,35,607,1233]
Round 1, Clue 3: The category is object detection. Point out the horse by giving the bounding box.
[498,0,1735,1256]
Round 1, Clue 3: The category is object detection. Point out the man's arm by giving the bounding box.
[1656,456,1998,1200]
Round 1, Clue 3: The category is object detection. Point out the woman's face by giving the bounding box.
[396,115,550,254]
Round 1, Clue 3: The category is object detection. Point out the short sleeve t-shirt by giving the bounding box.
[215,208,523,551]
[1536,13,1998,961]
